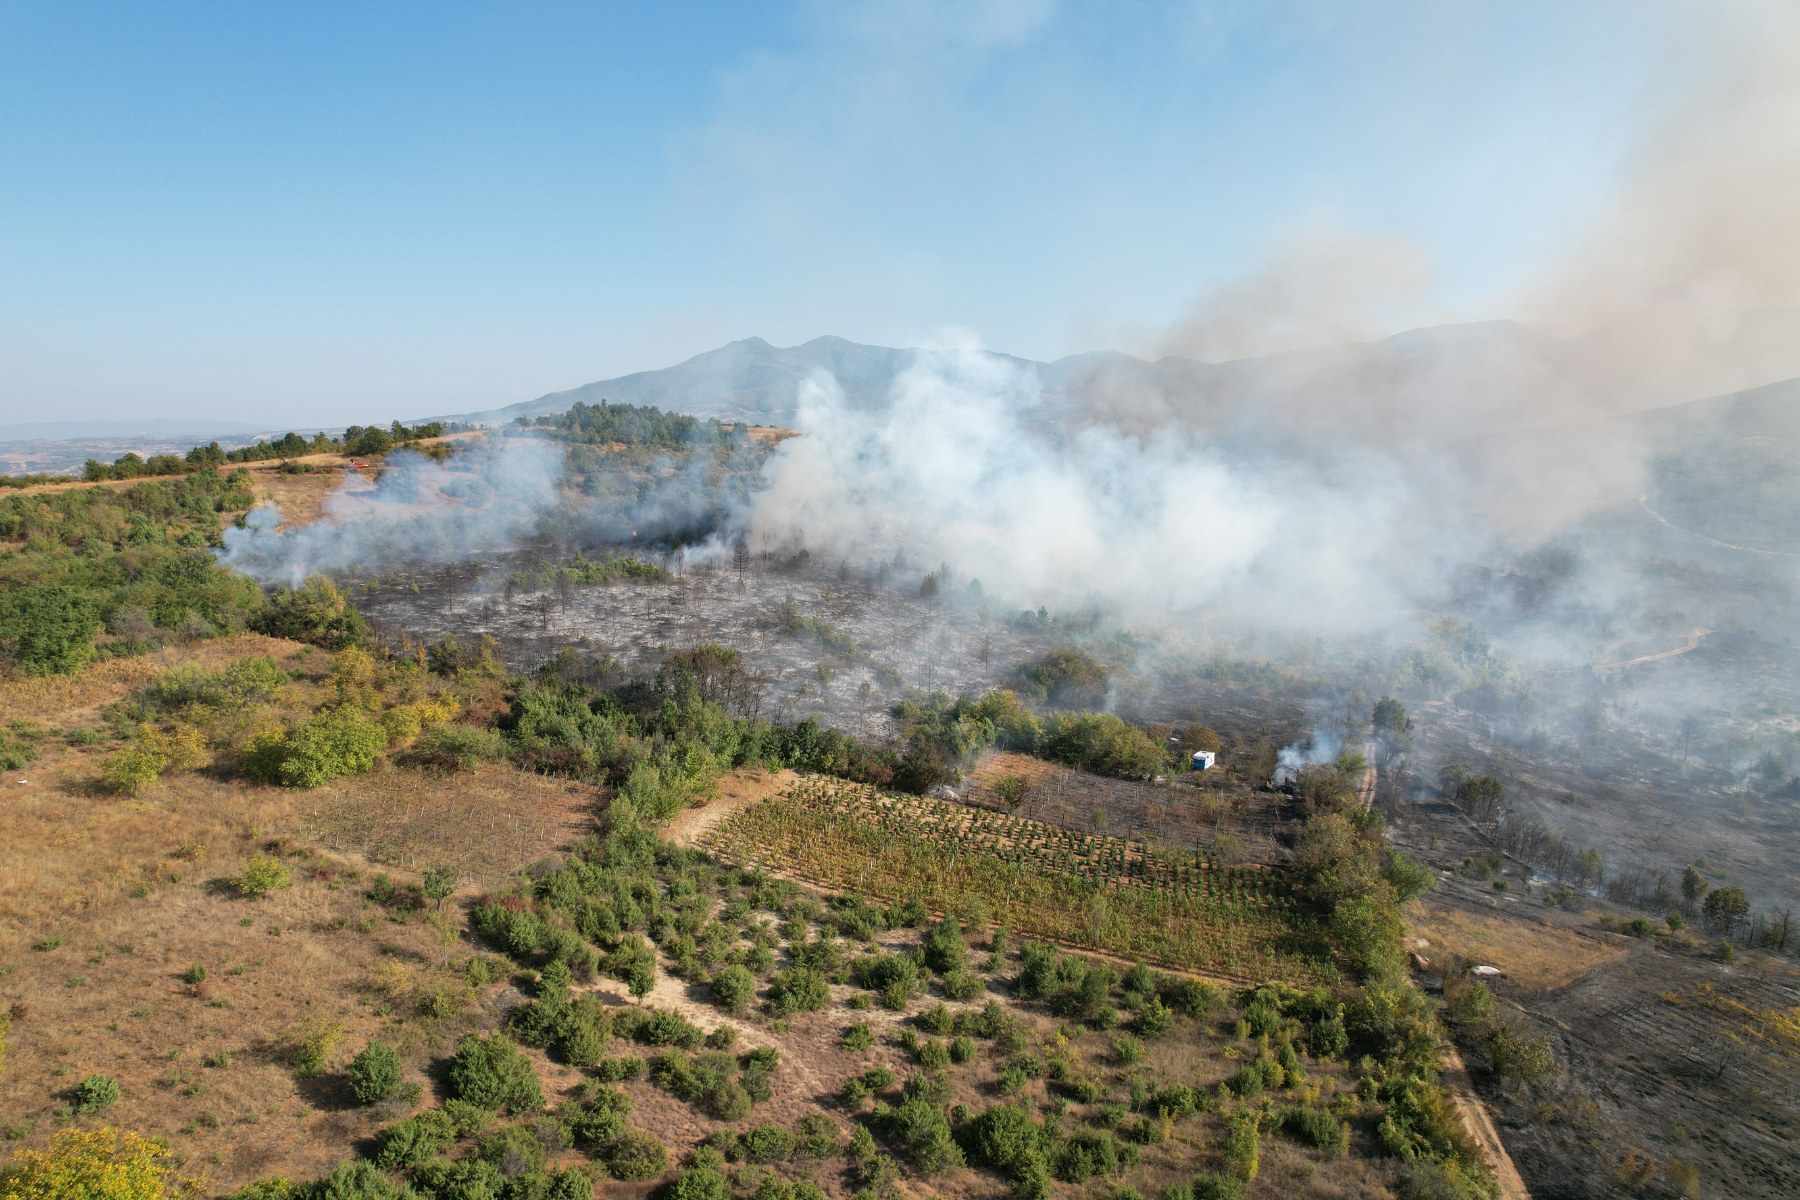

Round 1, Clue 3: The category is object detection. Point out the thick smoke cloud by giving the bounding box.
[745,337,1442,635]
[217,437,565,586]
[1522,0,1800,404]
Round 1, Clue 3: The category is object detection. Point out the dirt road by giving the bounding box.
[1638,495,1800,559]
[1443,1046,1533,1200]
[1593,626,1712,673]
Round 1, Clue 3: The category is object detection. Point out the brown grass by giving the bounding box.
[664,767,798,848]
[1411,899,1628,990]
[0,434,484,501]
[0,845,501,1192]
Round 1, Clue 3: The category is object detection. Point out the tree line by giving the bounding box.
[519,400,746,449]
[78,420,454,481]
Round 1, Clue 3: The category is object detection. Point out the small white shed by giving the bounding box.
[1190,750,1217,771]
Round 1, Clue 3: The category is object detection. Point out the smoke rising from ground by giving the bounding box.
[217,438,566,586]
[745,338,1449,636]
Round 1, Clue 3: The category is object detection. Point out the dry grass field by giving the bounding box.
[0,636,607,1191]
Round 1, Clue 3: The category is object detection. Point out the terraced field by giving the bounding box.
[701,774,1325,984]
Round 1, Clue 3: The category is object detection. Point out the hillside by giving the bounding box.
[437,322,1593,440]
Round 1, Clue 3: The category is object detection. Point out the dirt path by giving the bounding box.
[1442,1045,1532,1200]
[665,768,800,848]
[1357,739,1378,811]
[1594,626,1712,673]
[1638,495,1800,559]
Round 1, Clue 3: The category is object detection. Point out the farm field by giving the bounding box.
[699,775,1325,984]
[963,751,1292,866]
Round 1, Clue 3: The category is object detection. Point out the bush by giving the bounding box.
[841,1023,874,1051]
[879,1096,963,1174]
[71,1074,121,1114]
[709,965,758,1014]
[1016,648,1110,708]
[255,577,367,650]
[0,1128,177,1199]
[2,584,101,676]
[1052,1130,1133,1183]
[922,918,967,974]
[447,1034,543,1113]
[668,1166,731,1200]
[373,1112,456,1170]
[234,854,293,898]
[605,1129,668,1180]
[765,966,830,1016]
[403,724,509,773]
[246,707,388,788]
[966,1104,1046,1181]
[101,744,168,797]
[477,1124,546,1176]
[1280,1105,1346,1155]
[1223,1114,1260,1181]
[734,1125,796,1163]
[347,1041,404,1105]
[793,1113,841,1159]
[313,1165,417,1200]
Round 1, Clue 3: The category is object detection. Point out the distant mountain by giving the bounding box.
[438,321,1590,443]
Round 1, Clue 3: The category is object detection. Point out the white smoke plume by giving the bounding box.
[217,437,566,586]
[745,335,1442,635]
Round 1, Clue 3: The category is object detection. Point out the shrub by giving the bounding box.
[840,1023,874,1051]
[234,854,292,898]
[1280,1105,1346,1155]
[1132,998,1174,1038]
[709,965,757,1014]
[101,745,167,797]
[347,1041,403,1106]
[1223,1114,1260,1181]
[373,1112,456,1170]
[70,1074,121,1114]
[605,1129,668,1180]
[255,577,367,650]
[939,968,985,1001]
[447,1034,543,1113]
[966,1104,1046,1181]
[734,1125,796,1163]
[1192,1172,1247,1200]
[1052,1129,1132,1183]
[0,1128,178,1199]
[477,1124,546,1176]
[922,918,967,974]
[668,1166,731,1200]
[402,723,508,773]
[852,953,919,1009]
[879,1096,963,1173]
[766,966,830,1016]
[2,584,101,677]
[247,707,388,788]
[793,1113,840,1159]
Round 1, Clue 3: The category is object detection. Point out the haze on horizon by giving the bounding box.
[4,1,1797,428]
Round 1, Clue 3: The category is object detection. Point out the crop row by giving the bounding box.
[700,775,1324,984]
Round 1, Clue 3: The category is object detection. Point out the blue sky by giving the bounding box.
[0,1,1685,425]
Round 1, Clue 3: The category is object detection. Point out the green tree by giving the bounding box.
[1702,886,1749,935]
[421,866,457,911]
[2,585,101,676]
[1681,864,1709,909]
